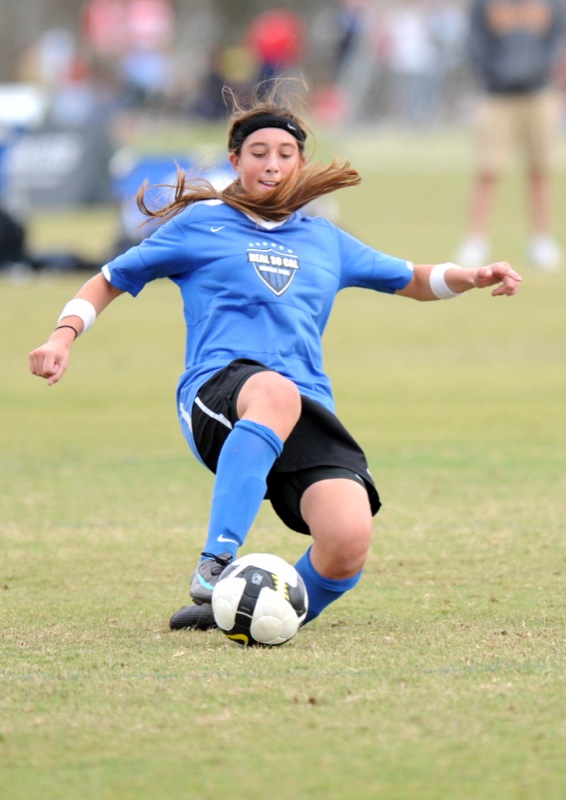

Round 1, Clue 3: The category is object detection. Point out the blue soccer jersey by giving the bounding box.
[102,200,413,459]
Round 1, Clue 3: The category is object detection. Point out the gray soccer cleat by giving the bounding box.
[190,551,234,605]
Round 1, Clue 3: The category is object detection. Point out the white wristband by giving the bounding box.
[58,299,97,334]
[429,263,461,300]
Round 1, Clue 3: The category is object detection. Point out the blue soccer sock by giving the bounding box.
[201,419,283,561]
[294,546,362,624]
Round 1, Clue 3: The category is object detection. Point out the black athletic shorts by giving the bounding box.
[191,359,381,534]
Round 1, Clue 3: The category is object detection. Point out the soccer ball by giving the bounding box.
[212,553,308,647]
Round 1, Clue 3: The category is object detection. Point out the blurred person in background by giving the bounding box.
[245,8,305,86]
[383,0,440,128]
[427,0,469,123]
[0,204,30,272]
[456,0,566,271]
[80,0,176,112]
[333,0,369,80]
[190,44,258,120]
[119,0,175,111]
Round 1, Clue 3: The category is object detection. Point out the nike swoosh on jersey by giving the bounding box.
[211,225,225,232]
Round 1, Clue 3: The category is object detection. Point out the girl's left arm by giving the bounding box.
[396,262,522,301]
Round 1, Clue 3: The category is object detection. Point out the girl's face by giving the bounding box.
[229,128,304,194]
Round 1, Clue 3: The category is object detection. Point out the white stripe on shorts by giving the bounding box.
[194,395,233,430]
[179,402,193,432]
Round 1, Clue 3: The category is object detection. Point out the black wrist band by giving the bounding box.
[54,324,79,339]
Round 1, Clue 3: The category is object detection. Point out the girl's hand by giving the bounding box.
[29,329,75,386]
[473,262,522,296]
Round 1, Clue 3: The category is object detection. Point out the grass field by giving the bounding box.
[1,129,565,800]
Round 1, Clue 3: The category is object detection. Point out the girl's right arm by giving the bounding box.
[29,273,124,386]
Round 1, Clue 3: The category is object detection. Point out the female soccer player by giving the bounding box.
[29,85,522,631]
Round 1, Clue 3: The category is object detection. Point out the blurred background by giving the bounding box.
[0,0,565,272]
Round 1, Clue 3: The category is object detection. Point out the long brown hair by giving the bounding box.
[137,83,361,223]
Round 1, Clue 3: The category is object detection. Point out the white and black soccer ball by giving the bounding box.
[212,553,308,647]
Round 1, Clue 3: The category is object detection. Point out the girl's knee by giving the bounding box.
[237,371,301,439]
[312,518,373,579]
[301,478,374,578]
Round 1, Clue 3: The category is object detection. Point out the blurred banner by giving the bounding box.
[0,84,114,214]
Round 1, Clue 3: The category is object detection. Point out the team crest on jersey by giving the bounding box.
[246,240,300,296]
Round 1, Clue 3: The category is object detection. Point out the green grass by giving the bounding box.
[1,129,565,800]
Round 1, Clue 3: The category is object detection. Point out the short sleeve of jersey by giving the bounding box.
[334,225,413,293]
[101,213,191,296]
